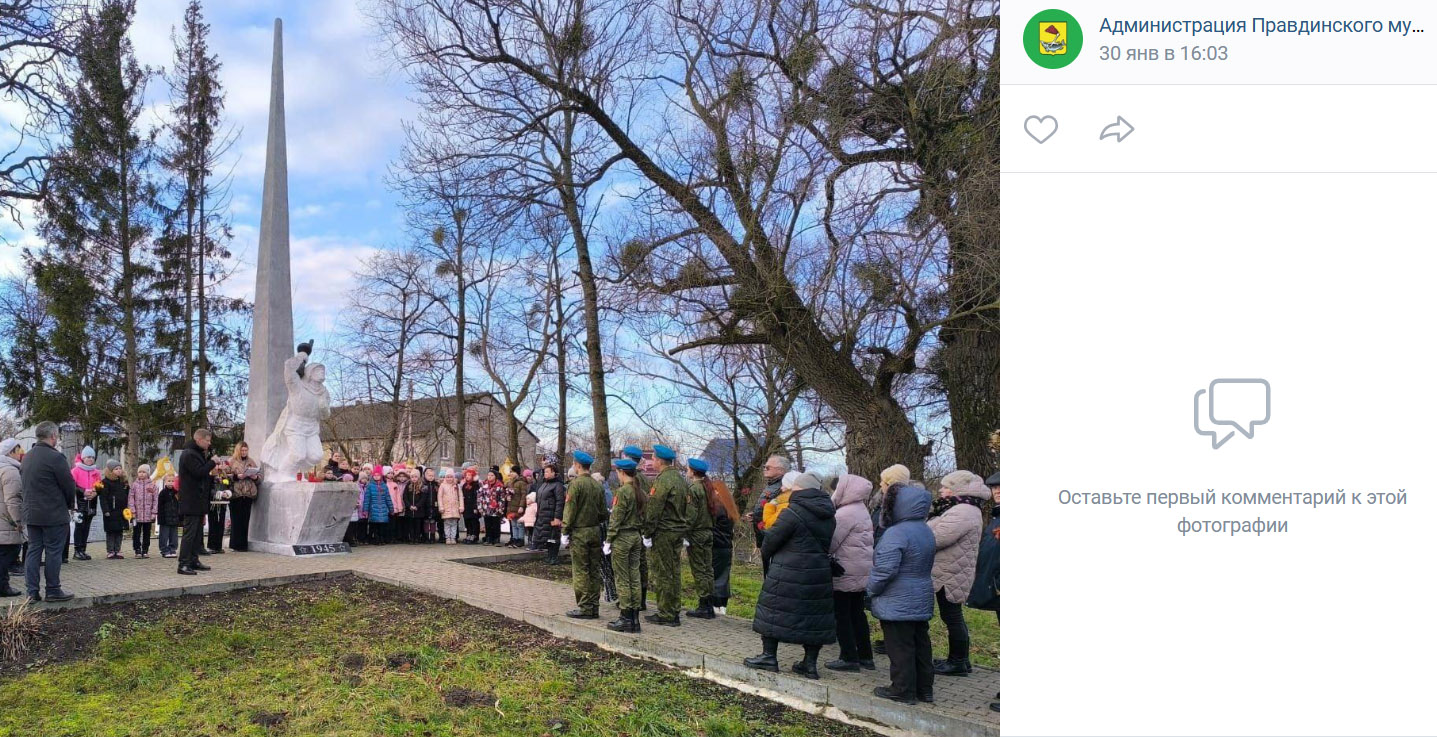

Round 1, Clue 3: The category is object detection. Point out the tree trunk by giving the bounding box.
[558,189,607,471]
[553,256,568,463]
[196,161,208,428]
[452,217,467,464]
[936,317,999,477]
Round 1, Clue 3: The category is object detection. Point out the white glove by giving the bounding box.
[561,534,570,548]
[642,537,653,549]
[683,539,690,548]
[602,542,612,556]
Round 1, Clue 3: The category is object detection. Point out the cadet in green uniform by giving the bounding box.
[683,458,716,619]
[562,451,605,619]
[605,458,646,632]
[622,445,650,611]
[642,444,687,626]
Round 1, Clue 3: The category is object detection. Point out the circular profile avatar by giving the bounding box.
[1024,9,1083,69]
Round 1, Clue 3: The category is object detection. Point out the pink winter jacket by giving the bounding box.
[387,479,407,515]
[72,462,101,500]
[438,479,463,519]
[829,474,875,592]
[129,478,159,523]
[520,492,538,527]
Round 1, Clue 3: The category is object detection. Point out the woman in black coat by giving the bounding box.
[744,475,837,679]
[531,464,566,565]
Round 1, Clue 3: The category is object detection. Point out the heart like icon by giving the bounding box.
[1024,115,1058,144]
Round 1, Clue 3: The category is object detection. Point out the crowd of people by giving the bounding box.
[0,424,1001,712]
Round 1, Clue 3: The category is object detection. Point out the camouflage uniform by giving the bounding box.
[606,481,644,612]
[632,471,651,609]
[684,478,715,603]
[563,473,606,615]
[643,466,689,621]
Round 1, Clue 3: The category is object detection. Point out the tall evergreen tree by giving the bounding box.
[28,0,162,468]
[156,0,245,433]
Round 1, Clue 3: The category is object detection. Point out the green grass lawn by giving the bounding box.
[0,578,882,737]
[480,555,1000,669]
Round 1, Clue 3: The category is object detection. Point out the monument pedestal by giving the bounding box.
[247,480,356,556]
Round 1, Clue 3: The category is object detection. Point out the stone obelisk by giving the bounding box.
[244,18,294,454]
[244,19,352,556]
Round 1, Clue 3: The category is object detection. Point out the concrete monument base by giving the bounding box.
[247,480,357,556]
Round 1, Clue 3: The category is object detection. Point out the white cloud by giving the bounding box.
[221,222,380,336]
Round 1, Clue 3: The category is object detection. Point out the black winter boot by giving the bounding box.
[685,596,716,619]
[791,645,821,680]
[743,637,779,672]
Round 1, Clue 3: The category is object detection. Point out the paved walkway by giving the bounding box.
[6,542,998,737]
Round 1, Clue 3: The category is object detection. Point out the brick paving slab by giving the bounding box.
[4,540,998,737]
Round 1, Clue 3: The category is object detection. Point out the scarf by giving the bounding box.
[930,494,981,519]
[75,457,97,472]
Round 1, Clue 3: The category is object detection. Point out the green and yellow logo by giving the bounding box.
[1024,9,1082,69]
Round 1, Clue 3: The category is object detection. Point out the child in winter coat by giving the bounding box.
[129,464,159,558]
[437,469,463,544]
[362,468,395,544]
[69,446,101,561]
[97,460,130,559]
[460,467,481,544]
[387,466,409,542]
[418,467,440,543]
[521,491,539,550]
[158,474,181,557]
[478,470,508,545]
[505,471,528,548]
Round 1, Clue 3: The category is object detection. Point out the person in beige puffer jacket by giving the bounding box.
[929,470,990,676]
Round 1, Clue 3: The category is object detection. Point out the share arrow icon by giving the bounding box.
[1099,116,1135,142]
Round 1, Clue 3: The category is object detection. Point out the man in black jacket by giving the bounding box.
[20,421,78,602]
[177,429,216,575]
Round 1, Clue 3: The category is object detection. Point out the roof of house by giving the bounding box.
[323,393,535,442]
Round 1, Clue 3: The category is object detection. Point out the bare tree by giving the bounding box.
[0,0,79,222]
[469,218,556,469]
[373,0,999,480]
[335,246,436,464]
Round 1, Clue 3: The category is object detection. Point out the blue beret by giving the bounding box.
[687,458,709,474]
[622,445,643,461]
[652,444,676,461]
[614,458,638,471]
[574,450,594,466]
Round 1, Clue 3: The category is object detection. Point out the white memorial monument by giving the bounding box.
[242,19,354,556]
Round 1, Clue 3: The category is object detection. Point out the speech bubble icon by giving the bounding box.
[1208,379,1270,439]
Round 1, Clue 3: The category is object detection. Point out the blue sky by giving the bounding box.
[1,0,414,336]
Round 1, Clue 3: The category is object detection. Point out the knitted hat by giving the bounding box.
[137,463,152,475]
[81,445,96,460]
[781,471,802,489]
[105,459,121,470]
[791,472,822,491]
[880,464,911,488]
[0,438,19,457]
[941,470,984,494]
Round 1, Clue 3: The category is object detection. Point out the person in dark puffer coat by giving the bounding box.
[868,481,936,704]
[744,473,837,680]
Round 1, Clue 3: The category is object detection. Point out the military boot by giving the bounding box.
[685,596,716,619]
